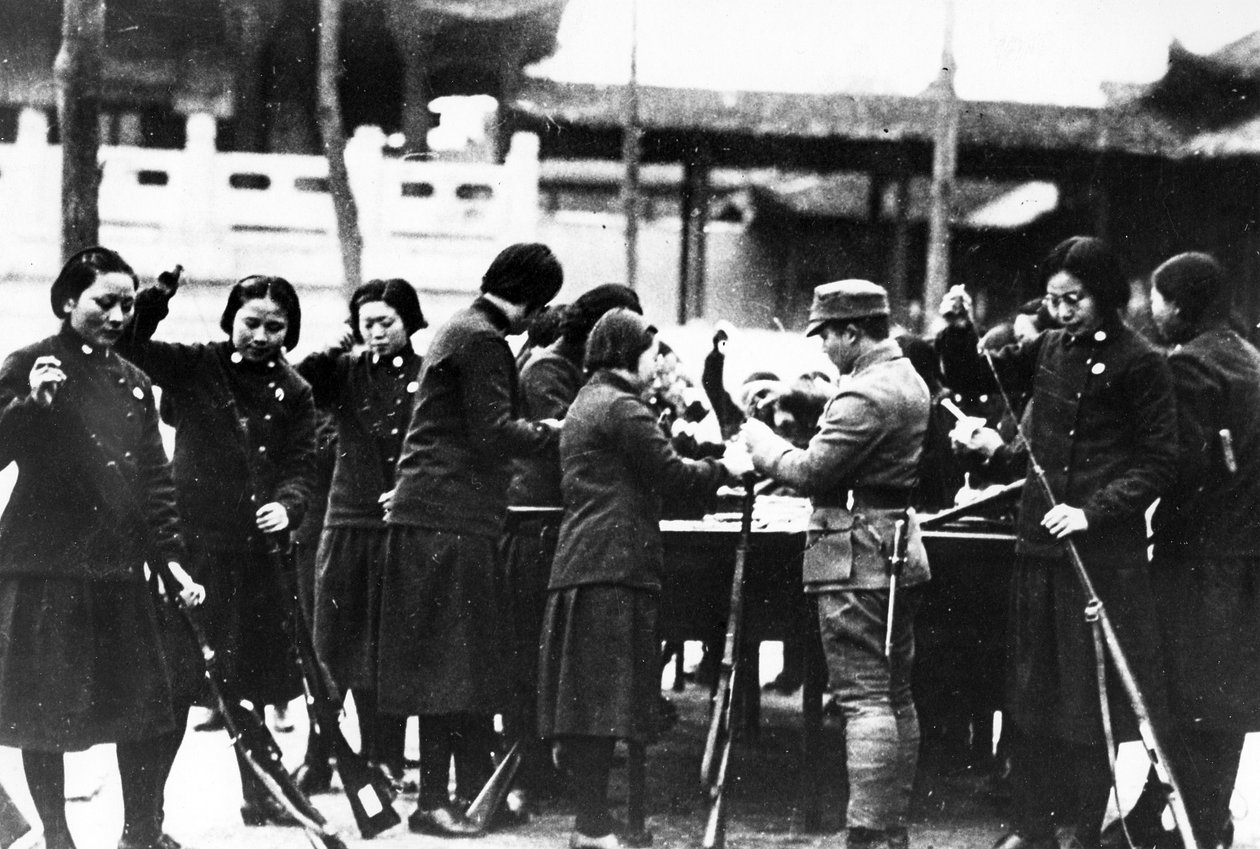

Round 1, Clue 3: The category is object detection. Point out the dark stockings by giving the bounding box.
[22,750,73,849]
[561,736,616,837]
[354,689,406,773]
[117,722,186,842]
[1008,724,1112,847]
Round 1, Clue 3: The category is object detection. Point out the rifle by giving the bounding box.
[981,350,1199,849]
[218,370,399,839]
[700,473,756,849]
[463,740,523,832]
[0,778,31,849]
[151,560,349,849]
[49,373,350,849]
[264,534,401,838]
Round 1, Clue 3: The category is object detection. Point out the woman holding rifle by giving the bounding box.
[118,271,316,827]
[941,236,1179,849]
[0,247,204,849]
[295,278,426,788]
[537,309,751,849]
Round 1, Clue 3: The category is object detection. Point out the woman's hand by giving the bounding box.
[166,562,206,607]
[255,502,290,533]
[379,488,396,522]
[939,284,973,327]
[719,440,755,479]
[28,356,65,408]
[950,423,1004,457]
[1041,504,1088,539]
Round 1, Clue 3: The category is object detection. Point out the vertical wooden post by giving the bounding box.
[54,0,105,260]
[622,0,641,291]
[317,0,363,293]
[924,0,958,319]
[889,175,912,328]
[679,146,712,324]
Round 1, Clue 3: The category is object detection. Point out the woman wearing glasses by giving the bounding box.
[938,236,1178,849]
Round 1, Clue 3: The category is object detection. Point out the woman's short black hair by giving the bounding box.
[50,246,138,318]
[480,242,564,311]
[219,275,302,350]
[349,278,426,342]
[584,308,657,374]
[1152,252,1227,330]
[1039,236,1129,316]
[560,284,642,357]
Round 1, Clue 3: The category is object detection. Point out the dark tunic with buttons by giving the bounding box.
[119,292,316,704]
[538,370,727,742]
[379,297,554,715]
[938,320,1178,743]
[1150,326,1260,731]
[297,346,421,692]
[0,327,183,749]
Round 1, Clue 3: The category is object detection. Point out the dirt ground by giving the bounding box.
[4,654,1245,849]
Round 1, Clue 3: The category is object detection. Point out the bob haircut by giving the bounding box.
[1152,252,1226,330]
[219,275,302,350]
[349,278,427,342]
[560,284,642,355]
[480,242,564,311]
[50,246,138,318]
[584,308,657,374]
[1039,236,1129,317]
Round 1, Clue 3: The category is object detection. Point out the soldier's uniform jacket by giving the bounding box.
[756,338,930,592]
[297,346,422,527]
[388,297,554,535]
[0,328,183,579]
[118,291,316,551]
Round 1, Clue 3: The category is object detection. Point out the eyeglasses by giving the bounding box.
[1043,291,1088,310]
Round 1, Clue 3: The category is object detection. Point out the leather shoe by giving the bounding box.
[240,797,300,827]
[991,832,1058,849]
[291,762,332,795]
[408,805,479,837]
[570,830,622,849]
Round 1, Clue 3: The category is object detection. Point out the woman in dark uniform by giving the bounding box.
[118,273,316,826]
[503,284,641,802]
[537,309,751,849]
[1111,253,1260,849]
[941,237,1179,849]
[0,247,204,849]
[296,278,426,786]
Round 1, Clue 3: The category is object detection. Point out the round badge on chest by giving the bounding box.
[407,381,419,394]
[1091,362,1105,375]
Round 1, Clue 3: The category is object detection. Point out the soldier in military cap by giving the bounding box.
[743,279,931,849]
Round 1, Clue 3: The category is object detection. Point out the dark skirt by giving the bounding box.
[1006,552,1166,745]
[0,576,177,751]
[1152,554,1260,732]
[189,541,302,706]
[313,525,389,692]
[537,585,659,743]
[377,526,511,716]
[501,515,561,692]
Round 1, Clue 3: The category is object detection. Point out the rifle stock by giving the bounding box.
[464,740,523,832]
[265,538,401,838]
[699,475,756,849]
[151,562,349,849]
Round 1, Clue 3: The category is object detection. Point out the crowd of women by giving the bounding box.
[1,234,1257,849]
[0,242,750,849]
